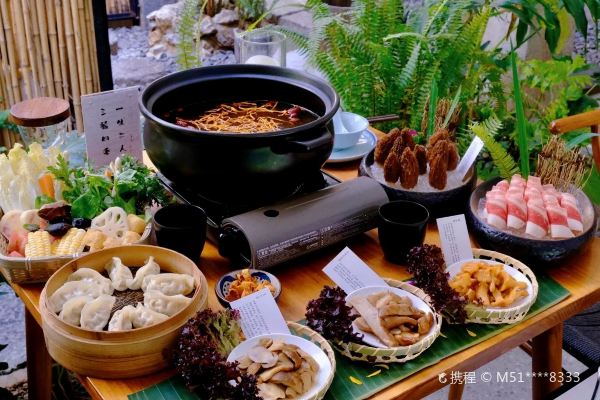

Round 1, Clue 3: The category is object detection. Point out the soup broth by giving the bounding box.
[166,100,318,133]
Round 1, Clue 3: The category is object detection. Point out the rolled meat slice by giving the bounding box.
[494,180,509,192]
[543,193,559,206]
[543,184,559,197]
[486,196,507,229]
[546,204,575,238]
[524,187,541,202]
[525,202,549,238]
[560,193,583,232]
[506,194,527,230]
[526,175,542,191]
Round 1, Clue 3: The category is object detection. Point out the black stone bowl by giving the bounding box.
[359,149,477,218]
[466,177,597,267]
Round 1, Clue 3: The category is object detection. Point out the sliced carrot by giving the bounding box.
[38,172,55,199]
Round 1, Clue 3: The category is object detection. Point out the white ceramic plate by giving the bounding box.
[327,129,377,163]
[346,285,438,349]
[446,258,534,312]
[226,333,332,400]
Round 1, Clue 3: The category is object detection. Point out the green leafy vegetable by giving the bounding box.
[35,195,55,209]
[48,154,169,219]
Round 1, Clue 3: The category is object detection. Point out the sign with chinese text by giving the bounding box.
[82,86,143,167]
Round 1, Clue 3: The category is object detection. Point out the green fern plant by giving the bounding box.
[470,115,520,179]
[177,0,203,70]
[277,0,495,130]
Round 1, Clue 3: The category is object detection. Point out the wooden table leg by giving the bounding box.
[532,323,563,400]
[25,309,52,400]
[448,381,465,400]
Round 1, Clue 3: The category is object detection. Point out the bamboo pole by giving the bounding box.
[0,1,21,103]
[45,0,62,98]
[62,0,83,130]
[85,0,99,92]
[26,0,48,96]
[69,0,86,98]
[55,0,70,101]
[77,0,92,94]
[0,3,14,105]
[12,0,33,99]
[36,0,55,97]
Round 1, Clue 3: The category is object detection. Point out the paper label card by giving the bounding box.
[230,288,290,338]
[82,86,143,168]
[323,247,388,294]
[436,214,473,266]
[456,136,484,180]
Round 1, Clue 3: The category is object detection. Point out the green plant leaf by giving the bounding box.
[470,115,520,179]
[563,0,589,49]
[427,79,438,137]
[565,132,600,149]
[511,49,529,177]
[583,164,600,204]
[442,85,462,129]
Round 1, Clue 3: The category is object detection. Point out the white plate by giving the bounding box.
[346,285,438,349]
[327,129,377,163]
[226,333,332,400]
[446,258,534,312]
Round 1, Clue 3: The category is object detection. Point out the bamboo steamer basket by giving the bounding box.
[40,245,208,378]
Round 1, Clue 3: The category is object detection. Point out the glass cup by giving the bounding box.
[237,29,286,67]
[153,204,207,262]
[378,200,430,264]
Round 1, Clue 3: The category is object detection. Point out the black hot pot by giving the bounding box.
[140,65,339,203]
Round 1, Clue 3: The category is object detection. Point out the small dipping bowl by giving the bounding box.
[215,269,281,307]
[378,200,430,264]
[333,112,369,150]
[153,204,207,262]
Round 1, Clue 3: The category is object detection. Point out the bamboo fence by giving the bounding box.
[0,0,101,148]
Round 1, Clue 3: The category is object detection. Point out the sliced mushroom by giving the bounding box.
[375,293,394,309]
[395,332,420,346]
[367,292,387,306]
[259,364,290,382]
[282,347,303,369]
[298,349,319,373]
[382,316,418,329]
[379,303,416,317]
[237,355,253,369]
[355,317,373,333]
[258,382,286,400]
[248,345,278,365]
[247,362,262,375]
[268,339,286,352]
[300,370,314,393]
[285,387,298,398]
[417,313,432,335]
[259,338,274,348]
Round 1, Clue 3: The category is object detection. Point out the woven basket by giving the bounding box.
[0,223,152,284]
[286,321,336,400]
[334,280,443,364]
[458,248,539,325]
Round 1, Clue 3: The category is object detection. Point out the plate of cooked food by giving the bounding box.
[215,268,281,307]
[227,333,334,400]
[346,286,437,349]
[447,253,538,324]
[359,127,476,217]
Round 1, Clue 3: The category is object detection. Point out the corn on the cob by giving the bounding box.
[54,228,86,256]
[25,231,53,258]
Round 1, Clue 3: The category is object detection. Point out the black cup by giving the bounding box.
[153,204,207,262]
[378,200,430,264]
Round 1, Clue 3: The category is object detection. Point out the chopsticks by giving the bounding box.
[366,114,401,123]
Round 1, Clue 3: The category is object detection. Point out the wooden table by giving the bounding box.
[8,160,600,400]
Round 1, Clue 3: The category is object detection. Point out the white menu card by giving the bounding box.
[82,86,143,167]
[230,288,291,338]
[436,214,473,266]
[322,247,388,293]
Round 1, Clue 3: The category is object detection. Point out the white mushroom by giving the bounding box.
[258,383,286,400]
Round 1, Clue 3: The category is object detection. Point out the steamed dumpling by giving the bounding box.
[58,296,93,326]
[126,256,160,290]
[48,281,102,313]
[108,305,135,331]
[142,273,195,296]
[105,257,133,291]
[67,268,114,295]
[80,294,116,330]
[143,290,192,316]
[131,303,169,328]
